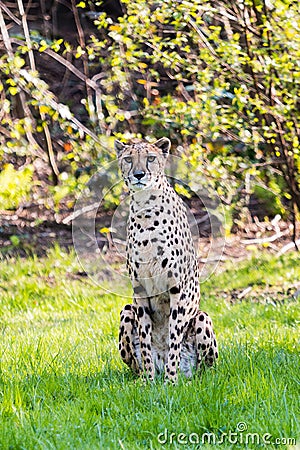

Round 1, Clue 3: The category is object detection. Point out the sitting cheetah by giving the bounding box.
[115,137,218,382]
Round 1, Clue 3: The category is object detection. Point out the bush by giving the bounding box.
[0,163,34,210]
[90,0,300,218]
[0,0,299,226]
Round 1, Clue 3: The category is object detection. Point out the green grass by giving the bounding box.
[0,246,299,449]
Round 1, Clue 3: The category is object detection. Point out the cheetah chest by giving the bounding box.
[127,205,194,295]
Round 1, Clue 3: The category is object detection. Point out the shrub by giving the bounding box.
[0,163,34,210]
[0,0,299,227]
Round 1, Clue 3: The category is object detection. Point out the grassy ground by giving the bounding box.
[0,246,299,449]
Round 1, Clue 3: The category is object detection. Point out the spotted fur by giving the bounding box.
[116,137,218,382]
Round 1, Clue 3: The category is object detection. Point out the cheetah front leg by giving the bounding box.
[135,300,155,381]
[119,304,142,374]
[165,292,186,383]
[194,311,219,368]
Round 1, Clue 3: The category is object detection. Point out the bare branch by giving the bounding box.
[16,0,59,183]
[71,0,96,124]
[0,6,46,159]
[16,0,36,71]
[277,239,300,256]
[0,1,21,25]
[240,228,291,245]
[0,6,14,57]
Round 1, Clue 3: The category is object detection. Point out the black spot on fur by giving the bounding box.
[162,258,168,268]
[170,286,180,294]
[178,306,185,315]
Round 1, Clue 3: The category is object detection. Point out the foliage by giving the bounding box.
[0,1,299,226]
[88,0,300,222]
[0,163,33,209]
[0,248,298,448]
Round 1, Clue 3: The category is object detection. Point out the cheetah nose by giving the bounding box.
[133,170,146,180]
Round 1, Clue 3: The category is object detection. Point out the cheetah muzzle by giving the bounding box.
[116,137,218,383]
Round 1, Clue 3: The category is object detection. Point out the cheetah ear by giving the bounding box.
[114,139,126,157]
[155,137,171,157]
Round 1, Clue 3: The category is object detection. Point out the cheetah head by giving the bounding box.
[115,138,171,191]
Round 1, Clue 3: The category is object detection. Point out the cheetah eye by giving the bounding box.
[124,156,132,163]
[147,155,156,162]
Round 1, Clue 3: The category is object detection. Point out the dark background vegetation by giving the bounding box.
[0,0,299,254]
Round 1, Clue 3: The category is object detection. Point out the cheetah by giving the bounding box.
[115,137,218,383]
